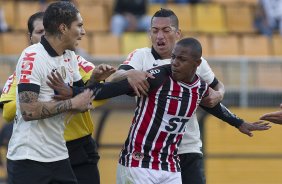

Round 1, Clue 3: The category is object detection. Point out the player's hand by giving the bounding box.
[260,105,282,125]
[47,71,73,100]
[200,87,223,108]
[71,89,94,112]
[88,64,116,85]
[126,70,155,97]
[238,121,271,137]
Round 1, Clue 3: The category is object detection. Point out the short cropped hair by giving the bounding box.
[177,38,202,60]
[27,12,44,35]
[151,8,179,29]
[43,1,79,35]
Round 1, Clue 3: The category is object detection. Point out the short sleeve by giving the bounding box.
[70,53,82,83]
[16,51,45,86]
[121,49,145,70]
[77,55,95,83]
[0,72,17,103]
[196,57,215,85]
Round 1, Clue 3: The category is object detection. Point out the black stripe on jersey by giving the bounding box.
[178,87,190,117]
[160,133,178,171]
[199,80,208,97]
[120,96,147,167]
[141,79,171,169]
[18,83,40,94]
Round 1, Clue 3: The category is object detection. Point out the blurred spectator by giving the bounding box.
[0,8,8,32]
[254,0,282,37]
[149,0,203,4]
[111,0,151,36]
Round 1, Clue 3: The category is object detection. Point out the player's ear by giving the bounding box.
[59,23,68,34]
[176,29,181,40]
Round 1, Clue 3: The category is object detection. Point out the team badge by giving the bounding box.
[132,152,144,160]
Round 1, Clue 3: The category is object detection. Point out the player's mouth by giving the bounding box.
[157,41,166,48]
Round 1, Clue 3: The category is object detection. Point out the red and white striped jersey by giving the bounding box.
[118,64,209,172]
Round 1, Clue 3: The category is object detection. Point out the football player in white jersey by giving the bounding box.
[6,2,95,184]
[110,8,270,184]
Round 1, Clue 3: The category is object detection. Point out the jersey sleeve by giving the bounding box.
[0,72,17,104]
[197,57,215,85]
[146,65,170,92]
[3,100,16,122]
[16,51,45,87]
[120,49,145,70]
[77,55,95,84]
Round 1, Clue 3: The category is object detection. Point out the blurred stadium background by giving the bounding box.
[0,0,282,183]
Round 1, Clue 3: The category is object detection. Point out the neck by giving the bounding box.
[181,74,197,84]
[44,34,65,56]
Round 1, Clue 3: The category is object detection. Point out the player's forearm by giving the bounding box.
[200,103,244,128]
[73,79,132,100]
[19,99,73,121]
[212,80,225,101]
[108,69,128,82]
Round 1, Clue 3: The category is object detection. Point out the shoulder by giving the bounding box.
[147,64,171,76]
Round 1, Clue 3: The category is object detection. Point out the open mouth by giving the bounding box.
[157,41,165,47]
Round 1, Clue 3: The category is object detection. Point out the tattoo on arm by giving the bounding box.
[19,91,73,120]
[19,91,38,103]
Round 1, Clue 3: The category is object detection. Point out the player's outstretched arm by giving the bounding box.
[200,103,271,137]
[19,89,93,121]
[260,104,282,125]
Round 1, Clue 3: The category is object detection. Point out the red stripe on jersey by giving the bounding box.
[167,134,182,172]
[131,91,157,167]
[186,87,199,117]
[152,131,167,170]
[167,81,181,115]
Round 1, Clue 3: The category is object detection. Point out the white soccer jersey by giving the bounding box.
[120,47,215,154]
[7,40,81,162]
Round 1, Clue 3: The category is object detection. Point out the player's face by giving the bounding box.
[30,19,45,45]
[171,44,201,83]
[150,17,181,59]
[63,13,86,51]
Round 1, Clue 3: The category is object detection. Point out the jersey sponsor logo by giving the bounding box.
[165,117,189,133]
[20,52,36,83]
[132,152,144,161]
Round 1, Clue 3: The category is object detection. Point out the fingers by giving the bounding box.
[145,72,155,79]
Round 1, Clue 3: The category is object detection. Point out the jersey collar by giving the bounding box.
[40,36,60,57]
[151,47,162,60]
